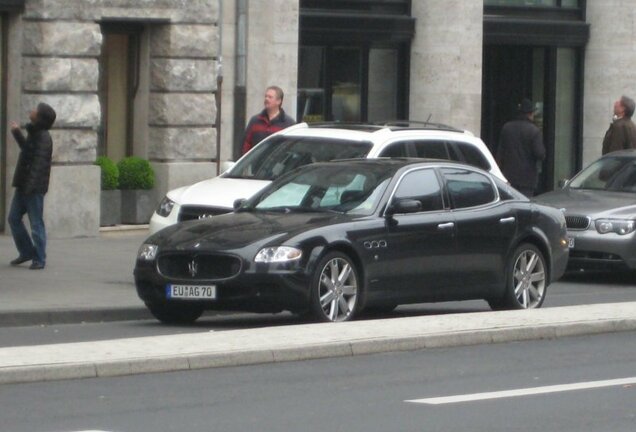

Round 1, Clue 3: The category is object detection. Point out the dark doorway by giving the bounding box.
[482,44,582,194]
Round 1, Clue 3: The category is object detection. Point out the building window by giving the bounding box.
[484,0,579,7]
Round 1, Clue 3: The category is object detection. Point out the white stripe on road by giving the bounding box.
[406,377,636,405]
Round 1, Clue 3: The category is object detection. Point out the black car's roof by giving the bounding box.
[313,157,485,172]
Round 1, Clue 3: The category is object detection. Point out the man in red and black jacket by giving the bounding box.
[241,86,295,155]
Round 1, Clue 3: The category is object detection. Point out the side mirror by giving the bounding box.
[385,198,422,216]
[558,178,569,189]
[233,198,246,210]
[220,161,236,174]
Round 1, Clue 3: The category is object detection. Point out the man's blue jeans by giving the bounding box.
[8,191,46,265]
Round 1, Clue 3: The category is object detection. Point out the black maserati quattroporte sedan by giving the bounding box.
[135,159,569,323]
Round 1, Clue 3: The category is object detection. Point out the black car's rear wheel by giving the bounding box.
[310,252,361,322]
[490,243,547,310]
[146,302,204,324]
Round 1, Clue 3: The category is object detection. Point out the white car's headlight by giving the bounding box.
[156,197,175,217]
[595,219,636,235]
[255,246,302,263]
[138,244,159,260]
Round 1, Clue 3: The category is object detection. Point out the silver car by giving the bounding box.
[535,150,636,271]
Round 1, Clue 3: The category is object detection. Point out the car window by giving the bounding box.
[252,163,394,215]
[227,136,373,181]
[379,142,409,158]
[411,140,449,159]
[442,168,496,209]
[448,141,491,171]
[393,168,444,212]
[569,156,636,192]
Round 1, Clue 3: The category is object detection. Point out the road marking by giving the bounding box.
[406,377,636,405]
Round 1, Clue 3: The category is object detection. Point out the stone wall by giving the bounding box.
[410,0,483,135]
[4,0,220,237]
[245,0,299,126]
[583,2,636,166]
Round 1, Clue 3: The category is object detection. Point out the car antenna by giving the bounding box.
[425,113,432,126]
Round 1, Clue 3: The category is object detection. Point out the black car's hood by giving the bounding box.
[153,211,351,250]
[535,188,636,218]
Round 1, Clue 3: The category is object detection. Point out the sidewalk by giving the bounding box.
[1,302,635,385]
[0,228,151,326]
[1,229,635,386]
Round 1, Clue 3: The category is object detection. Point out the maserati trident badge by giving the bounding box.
[188,258,198,277]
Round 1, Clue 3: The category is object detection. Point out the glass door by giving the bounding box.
[482,44,581,194]
[298,44,406,123]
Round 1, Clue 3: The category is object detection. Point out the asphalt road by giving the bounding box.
[0,270,635,348]
[1,331,635,432]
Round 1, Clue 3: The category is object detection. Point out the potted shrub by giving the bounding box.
[95,156,121,226]
[118,156,156,224]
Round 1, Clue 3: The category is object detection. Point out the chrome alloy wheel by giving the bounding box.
[318,257,358,322]
[512,248,546,309]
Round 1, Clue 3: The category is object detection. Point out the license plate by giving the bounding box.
[166,284,216,300]
[568,237,575,248]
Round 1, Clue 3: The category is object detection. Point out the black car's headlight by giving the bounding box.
[138,244,159,261]
[595,219,636,235]
[254,246,302,263]
[156,197,175,217]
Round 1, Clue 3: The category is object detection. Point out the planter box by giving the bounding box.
[100,189,121,226]
[121,189,156,224]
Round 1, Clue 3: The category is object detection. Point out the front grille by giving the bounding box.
[178,206,232,222]
[158,253,242,280]
[565,215,590,230]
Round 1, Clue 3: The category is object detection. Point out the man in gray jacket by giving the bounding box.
[601,95,636,155]
[496,99,546,197]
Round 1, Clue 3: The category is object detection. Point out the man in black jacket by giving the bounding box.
[496,99,546,197]
[8,102,56,270]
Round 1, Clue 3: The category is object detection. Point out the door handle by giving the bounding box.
[499,216,516,224]
[437,222,455,230]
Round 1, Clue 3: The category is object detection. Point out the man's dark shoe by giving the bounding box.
[29,262,45,270]
[10,256,32,266]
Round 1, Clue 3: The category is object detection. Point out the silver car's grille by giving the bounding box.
[565,215,590,230]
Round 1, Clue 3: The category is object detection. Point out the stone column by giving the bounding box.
[583,1,636,166]
[410,0,483,135]
[244,0,299,124]
[149,21,220,200]
[19,19,103,237]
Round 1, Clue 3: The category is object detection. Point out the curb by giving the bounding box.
[0,307,152,328]
[1,314,635,386]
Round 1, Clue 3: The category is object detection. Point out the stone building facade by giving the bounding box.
[1,1,634,238]
[1,0,220,237]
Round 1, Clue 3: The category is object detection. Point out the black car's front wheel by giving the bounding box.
[310,252,361,322]
[146,302,204,324]
[490,243,547,310]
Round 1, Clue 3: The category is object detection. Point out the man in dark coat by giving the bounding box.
[241,85,295,155]
[496,98,546,197]
[8,102,56,270]
[601,95,636,155]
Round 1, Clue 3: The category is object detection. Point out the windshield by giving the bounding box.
[568,156,636,192]
[226,136,373,181]
[246,163,395,216]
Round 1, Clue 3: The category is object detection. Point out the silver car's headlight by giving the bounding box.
[255,246,302,263]
[156,197,175,217]
[595,219,636,235]
[138,244,159,261]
